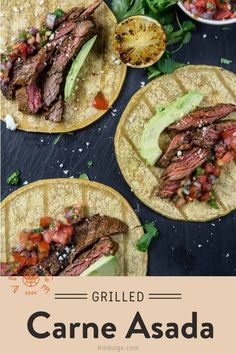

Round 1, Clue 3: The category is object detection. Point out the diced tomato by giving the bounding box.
[43,220,74,245]
[40,216,53,228]
[92,92,109,110]
[213,165,221,177]
[13,43,28,59]
[204,162,215,175]
[12,251,38,267]
[189,186,197,200]
[37,241,50,260]
[202,182,212,192]
[215,144,226,160]
[197,175,207,185]
[214,9,232,20]
[218,151,235,166]
[29,233,42,243]
[200,192,211,202]
[19,230,31,246]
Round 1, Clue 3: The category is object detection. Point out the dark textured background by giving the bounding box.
[1,2,236,275]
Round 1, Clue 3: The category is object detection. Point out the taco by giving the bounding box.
[0,179,147,276]
[115,65,236,222]
[0,0,126,133]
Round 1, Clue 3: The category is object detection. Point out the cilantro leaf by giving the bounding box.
[79,173,89,180]
[136,223,159,252]
[54,8,64,18]
[111,0,144,22]
[221,58,232,65]
[53,134,63,145]
[7,170,21,186]
[87,160,93,168]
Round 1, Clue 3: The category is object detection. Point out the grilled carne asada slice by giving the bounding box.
[60,237,119,276]
[158,131,193,168]
[161,147,210,181]
[22,215,128,276]
[13,48,50,86]
[80,0,102,19]
[169,104,236,132]
[45,98,64,122]
[71,214,128,262]
[192,126,220,148]
[157,180,182,198]
[15,83,42,114]
[0,58,24,99]
[43,20,96,108]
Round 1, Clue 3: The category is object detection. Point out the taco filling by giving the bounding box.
[158,104,236,208]
[0,203,128,276]
[0,0,102,122]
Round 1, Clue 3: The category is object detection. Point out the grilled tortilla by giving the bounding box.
[0,179,147,276]
[0,0,126,133]
[115,65,236,222]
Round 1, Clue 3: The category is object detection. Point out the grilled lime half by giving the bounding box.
[114,16,166,68]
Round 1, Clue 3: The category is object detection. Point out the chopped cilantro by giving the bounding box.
[136,223,159,252]
[196,167,205,176]
[32,227,44,233]
[7,170,21,186]
[54,8,64,17]
[221,58,232,65]
[207,2,214,8]
[79,173,89,180]
[53,134,63,145]
[87,160,93,168]
[208,199,219,209]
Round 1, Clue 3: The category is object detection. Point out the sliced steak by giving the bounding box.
[22,215,128,276]
[16,83,42,114]
[158,131,193,168]
[80,0,102,19]
[45,98,64,122]
[192,126,220,148]
[13,48,49,86]
[0,58,23,99]
[42,71,63,108]
[157,180,182,198]
[60,237,118,276]
[169,104,236,132]
[161,147,210,181]
[43,20,96,107]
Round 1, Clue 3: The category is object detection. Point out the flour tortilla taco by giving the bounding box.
[0,0,126,133]
[115,65,236,222]
[0,179,147,276]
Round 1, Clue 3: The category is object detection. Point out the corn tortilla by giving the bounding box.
[0,0,127,133]
[115,65,236,222]
[0,179,147,276]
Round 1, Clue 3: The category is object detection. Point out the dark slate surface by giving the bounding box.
[1,3,236,275]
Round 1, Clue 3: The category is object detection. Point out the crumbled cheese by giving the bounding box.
[12,7,19,13]
[86,142,90,147]
[198,244,202,248]
[111,54,121,65]
[59,163,64,168]
[40,139,44,143]
[0,13,4,17]
[203,34,207,39]
[23,181,29,185]
[39,0,45,5]
[78,148,83,152]
[177,150,182,157]
[140,81,145,88]
[63,170,69,175]
[225,253,230,258]
[4,114,18,130]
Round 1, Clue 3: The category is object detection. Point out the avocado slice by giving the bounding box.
[64,35,97,101]
[140,91,204,166]
[80,255,118,276]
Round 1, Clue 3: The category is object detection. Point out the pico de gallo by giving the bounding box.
[173,127,236,208]
[183,0,236,20]
[1,203,84,275]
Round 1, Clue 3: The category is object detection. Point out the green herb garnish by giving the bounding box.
[87,160,93,168]
[221,58,232,65]
[196,167,205,176]
[32,227,44,233]
[53,134,63,145]
[136,223,159,252]
[39,26,47,36]
[7,170,21,186]
[54,8,64,17]
[208,190,219,209]
[79,173,89,180]
[207,2,214,8]
[112,0,144,22]
[18,30,27,42]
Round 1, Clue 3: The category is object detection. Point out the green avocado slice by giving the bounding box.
[80,255,118,276]
[140,91,204,166]
[64,35,97,101]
